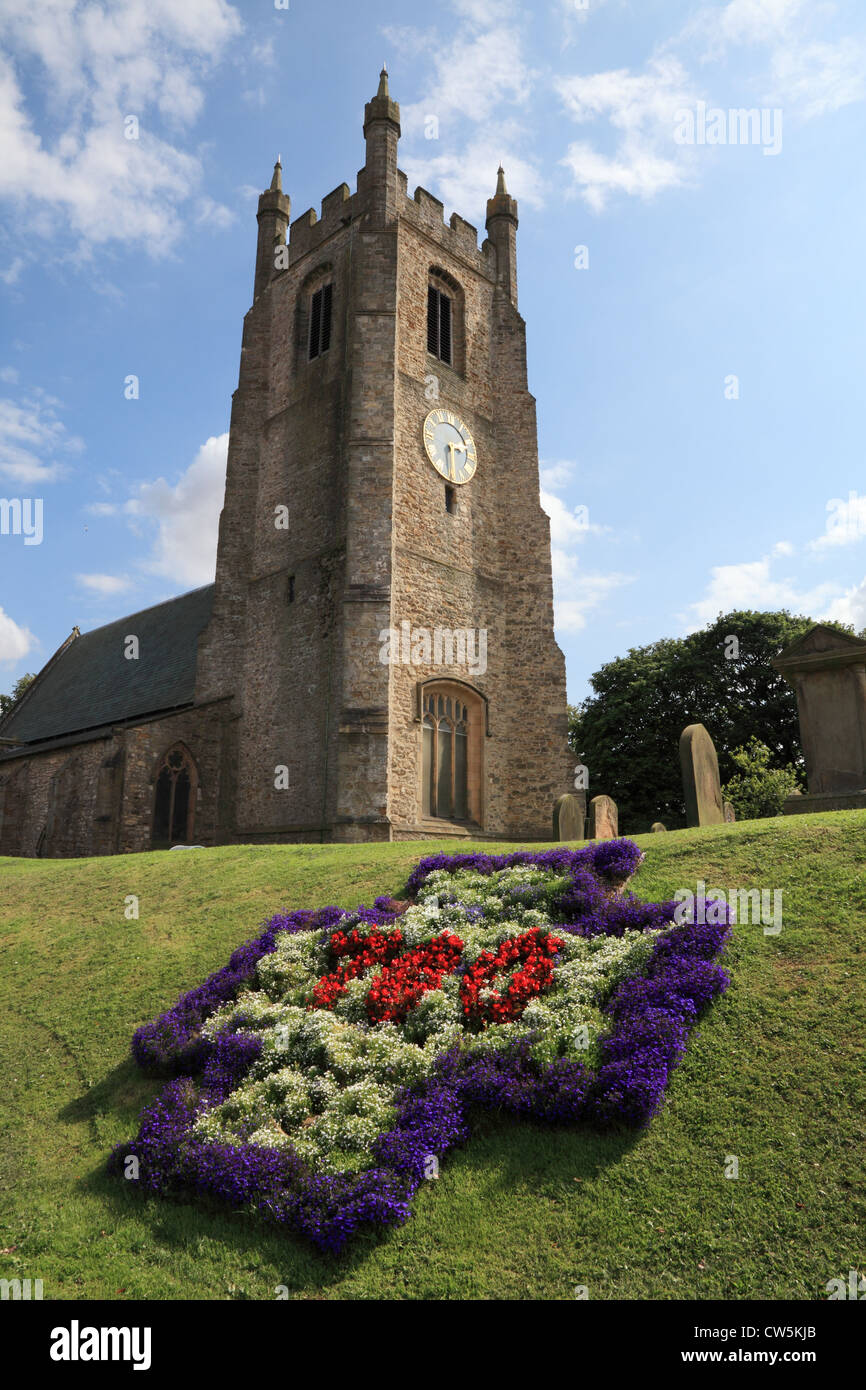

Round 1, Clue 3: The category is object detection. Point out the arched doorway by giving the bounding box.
[151,744,198,848]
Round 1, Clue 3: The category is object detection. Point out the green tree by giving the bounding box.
[0,672,35,720]
[569,610,857,833]
[722,738,800,820]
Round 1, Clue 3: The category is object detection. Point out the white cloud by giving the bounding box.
[400,139,544,225]
[76,572,132,594]
[682,554,841,630]
[810,491,866,549]
[540,460,575,491]
[767,38,866,117]
[686,0,865,114]
[551,547,634,633]
[557,56,701,210]
[772,539,794,556]
[451,0,517,24]
[539,456,627,630]
[400,26,533,136]
[250,38,275,67]
[0,256,24,285]
[0,392,83,483]
[123,432,227,585]
[541,489,609,545]
[558,0,866,211]
[686,0,809,52]
[557,0,610,37]
[381,25,433,62]
[0,0,241,257]
[825,576,866,632]
[0,604,35,663]
[195,196,235,230]
[0,367,19,384]
[385,2,540,220]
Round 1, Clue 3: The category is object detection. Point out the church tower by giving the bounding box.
[195,70,572,843]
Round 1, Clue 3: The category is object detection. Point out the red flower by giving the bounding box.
[459,928,563,1026]
[309,923,560,1030]
[366,933,464,1024]
[309,927,404,1010]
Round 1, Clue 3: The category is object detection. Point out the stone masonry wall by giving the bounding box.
[191,79,571,846]
[387,193,572,840]
[0,703,227,857]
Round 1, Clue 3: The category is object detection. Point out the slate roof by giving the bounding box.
[0,584,214,748]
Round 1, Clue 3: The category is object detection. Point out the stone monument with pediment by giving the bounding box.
[772,624,866,813]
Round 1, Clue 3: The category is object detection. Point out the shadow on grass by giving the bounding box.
[61,1049,643,1294]
[59,1056,164,1132]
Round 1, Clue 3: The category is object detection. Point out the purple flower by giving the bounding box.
[114,839,730,1250]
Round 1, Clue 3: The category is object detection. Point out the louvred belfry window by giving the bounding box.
[427,285,452,365]
[309,282,332,359]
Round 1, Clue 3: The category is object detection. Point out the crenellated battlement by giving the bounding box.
[286,181,358,262]
[256,68,508,293]
[276,171,495,277]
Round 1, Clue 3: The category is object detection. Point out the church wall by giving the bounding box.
[221,198,403,842]
[118,707,226,851]
[0,735,117,857]
[0,704,227,858]
[224,222,354,838]
[488,299,574,835]
[330,219,399,840]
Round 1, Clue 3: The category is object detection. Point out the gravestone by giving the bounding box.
[553,792,586,842]
[679,723,725,827]
[588,794,618,840]
[651,821,667,832]
[773,625,866,813]
[723,801,736,823]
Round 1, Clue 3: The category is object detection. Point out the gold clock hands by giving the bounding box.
[445,440,466,479]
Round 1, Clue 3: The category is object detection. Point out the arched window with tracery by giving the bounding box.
[152,744,198,848]
[420,682,484,822]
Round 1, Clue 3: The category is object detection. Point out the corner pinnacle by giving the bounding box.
[495,165,508,196]
[377,66,389,98]
[270,157,283,193]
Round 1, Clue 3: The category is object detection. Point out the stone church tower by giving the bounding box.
[195,68,571,843]
[0,71,571,856]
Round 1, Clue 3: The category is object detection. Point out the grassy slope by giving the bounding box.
[0,813,864,1301]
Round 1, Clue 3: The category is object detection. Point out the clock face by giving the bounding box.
[422,408,477,485]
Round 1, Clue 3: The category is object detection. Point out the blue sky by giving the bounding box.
[1,0,865,704]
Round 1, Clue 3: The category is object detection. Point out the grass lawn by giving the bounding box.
[1,811,864,1300]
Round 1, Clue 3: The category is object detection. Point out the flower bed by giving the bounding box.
[110,840,730,1251]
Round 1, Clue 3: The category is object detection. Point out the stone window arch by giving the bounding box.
[427,266,465,375]
[419,679,485,823]
[151,743,199,848]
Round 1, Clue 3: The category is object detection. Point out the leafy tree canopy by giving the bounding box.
[722,738,800,821]
[568,610,860,832]
[0,672,35,720]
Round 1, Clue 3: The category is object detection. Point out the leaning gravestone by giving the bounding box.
[553,792,586,842]
[651,821,667,833]
[723,801,736,823]
[679,723,725,827]
[588,794,618,840]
